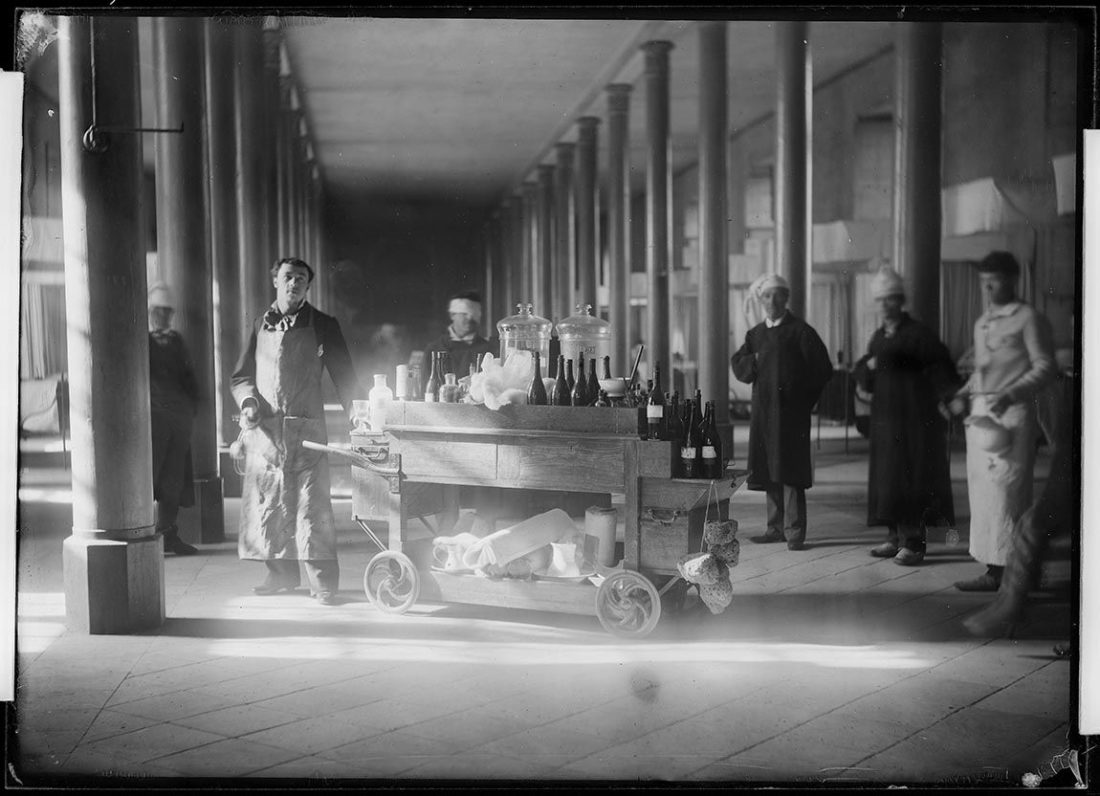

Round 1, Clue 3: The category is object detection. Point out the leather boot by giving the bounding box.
[162,525,198,556]
[964,506,1047,637]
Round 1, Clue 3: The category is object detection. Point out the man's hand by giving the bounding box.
[947,396,968,417]
[239,403,260,430]
[865,356,877,371]
[988,391,1014,418]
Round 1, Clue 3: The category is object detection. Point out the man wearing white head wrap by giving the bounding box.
[147,282,199,555]
[731,273,833,550]
[424,289,495,378]
[854,267,960,566]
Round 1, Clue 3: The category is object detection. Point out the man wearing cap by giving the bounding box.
[950,251,1057,591]
[854,268,960,566]
[732,273,833,550]
[232,257,365,605]
[424,290,495,378]
[147,282,200,556]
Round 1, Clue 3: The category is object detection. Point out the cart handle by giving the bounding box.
[301,440,401,476]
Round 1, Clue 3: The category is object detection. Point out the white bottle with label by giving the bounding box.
[368,374,394,432]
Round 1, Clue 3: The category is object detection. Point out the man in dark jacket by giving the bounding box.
[732,274,833,550]
[148,282,199,556]
[424,290,495,378]
[232,258,365,605]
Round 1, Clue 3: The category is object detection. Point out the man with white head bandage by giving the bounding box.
[424,289,495,378]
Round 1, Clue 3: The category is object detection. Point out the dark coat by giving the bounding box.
[731,315,833,490]
[149,329,199,507]
[424,331,495,378]
[853,313,960,527]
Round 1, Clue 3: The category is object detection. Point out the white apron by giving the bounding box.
[238,324,337,561]
[964,394,1039,566]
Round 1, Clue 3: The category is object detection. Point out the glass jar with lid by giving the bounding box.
[556,303,612,373]
[496,303,552,369]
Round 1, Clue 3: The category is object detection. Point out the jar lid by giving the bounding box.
[496,302,552,335]
[556,303,610,336]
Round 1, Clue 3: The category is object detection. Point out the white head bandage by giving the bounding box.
[448,297,482,323]
[870,267,905,300]
[148,282,175,308]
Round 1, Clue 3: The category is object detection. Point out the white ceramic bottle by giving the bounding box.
[368,374,394,431]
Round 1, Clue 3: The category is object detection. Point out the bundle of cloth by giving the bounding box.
[676,519,740,613]
[431,508,593,580]
[466,351,535,410]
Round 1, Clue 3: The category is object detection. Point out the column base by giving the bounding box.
[63,533,164,634]
[220,449,242,498]
[177,477,225,544]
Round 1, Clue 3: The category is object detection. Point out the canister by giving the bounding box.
[556,303,612,373]
[496,303,552,369]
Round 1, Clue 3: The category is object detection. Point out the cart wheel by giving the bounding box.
[595,571,662,638]
[363,551,420,614]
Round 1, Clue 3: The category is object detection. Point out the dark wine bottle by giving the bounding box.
[701,400,722,479]
[565,358,576,392]
[551,355,570,406]
[595,389,611,407]
[646,362,667,440]
[424,352,442,403]
[571,358,588,407]
[680,395,700,478]
[527,352,548,405]
[587,358,599,406]
[692,391,705,476]
[601,355,612,380]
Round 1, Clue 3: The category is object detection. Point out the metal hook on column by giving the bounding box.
[81,122,186,154]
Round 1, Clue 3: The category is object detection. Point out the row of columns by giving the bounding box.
[57,16,326,632]
[482,21,943,433]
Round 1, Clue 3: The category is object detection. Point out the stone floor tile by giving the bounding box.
[81,708,161,742]
[9,729,84,764]
[241,753,398,780]
[106,689,233,722]
[79,723,224,764]
[151,737,302,777]
[556,750,728,781]
[401,708,525,746]
[923,706,1067,761]
[400,750,553,779]
[321,696,465,734]
[240,713,387,755]
[318,730,465,763]
[57,747,184,779]
[471,723,613,758]
[14,707,101,734]
[172,703,302,737]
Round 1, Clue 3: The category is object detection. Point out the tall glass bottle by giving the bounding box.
[680,396,700,478]
[565,357,576,392]
[551,354,570,406]
[601,355,612,380]
[692,390,705,476]
[701,401,722,479]
[440,373,460,403]
[646,362,667,440]
[424,352,442,403]
[571,357,588,407]
[586,358,599,406]
[527,352,548,405]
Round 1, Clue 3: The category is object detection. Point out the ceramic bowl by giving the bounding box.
[597,377,628,397]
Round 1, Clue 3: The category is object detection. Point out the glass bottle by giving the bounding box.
[701,400,723,479]
[571,357,588,407]
[395,365,408,401]
[407,364,423,401]
[586,358,599,406]
[565,357,576,392]
[595,389,611,408]
[646,362,666,440]
[551,354,570,406]
[601,355,612,381]
[424,352,442,403]
[368,374,394,431]
[527,352,548,405]
[440,372,460,403]
[667,392,683,468]
[680,397,700,479]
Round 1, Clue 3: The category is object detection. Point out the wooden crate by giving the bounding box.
[388,401,645,438]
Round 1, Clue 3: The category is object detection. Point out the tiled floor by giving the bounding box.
[9,430,1080,786]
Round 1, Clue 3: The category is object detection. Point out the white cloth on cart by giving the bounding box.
[461,508,578,573]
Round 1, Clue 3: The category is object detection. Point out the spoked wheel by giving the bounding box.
[363,551,420,614]
[595,571,662,638]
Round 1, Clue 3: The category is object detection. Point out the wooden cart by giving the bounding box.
[310,402,747,638]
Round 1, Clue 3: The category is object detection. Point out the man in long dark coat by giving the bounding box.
[853,267,960,566]
[732,274,833,550]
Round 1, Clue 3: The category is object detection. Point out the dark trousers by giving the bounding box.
[264,559,340,594]
[766,484,806,544]
[885,523,926,554]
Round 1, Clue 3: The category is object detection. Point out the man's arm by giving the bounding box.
[731,330,758,384]
[320,315,365,415]
[230,320,262,414]
[800,324,834,403]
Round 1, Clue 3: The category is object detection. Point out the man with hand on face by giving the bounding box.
[424,290,495,378]
[232,257,364,606]
[732,274,833,551]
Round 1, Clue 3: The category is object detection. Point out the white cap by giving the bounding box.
[870,267,906,300]
[448,297,482,322]
[147,282,174,308]
[757,273,790,294]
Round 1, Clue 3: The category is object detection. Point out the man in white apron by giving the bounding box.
[231,258,364,605]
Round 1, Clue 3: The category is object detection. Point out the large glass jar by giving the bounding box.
[556,303,612,372]
[496,303,552,368]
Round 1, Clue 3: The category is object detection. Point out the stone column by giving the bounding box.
[204,18,241,454]
[536,164,555,321]
[575,116,601,309]
[553,143,576,323]
[276,76,292,259]
[520,181,537,307]
[606,83,633,377]
[698,22,730,426]
[893,23,943,329]
[643,41,674,383]
[58,15,164,633]
[233,19,269,328]
[775,21,811,320]
[152,16,224,544]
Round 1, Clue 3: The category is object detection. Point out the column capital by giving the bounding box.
[642,40,674,57]
[554,141,575,155]
[577,116,601,132]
